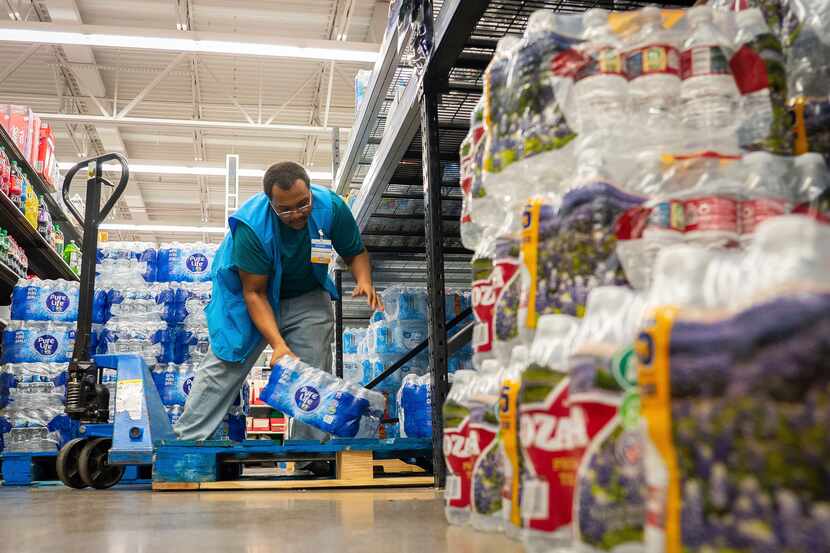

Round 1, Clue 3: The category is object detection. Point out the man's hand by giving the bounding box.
[269,341,297,367]
[352,282,383,312]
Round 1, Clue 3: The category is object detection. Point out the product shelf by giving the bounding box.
[0,124,81,245]
[0,190,77,281]
[0,257,19,288]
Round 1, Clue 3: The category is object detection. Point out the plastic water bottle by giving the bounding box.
[574,9,627,134]
[474,36,520,230]
[731,8,791,155]
[63,241,81,276]
[794,153,829,203]
[166,405,183,426]
[739,151,792,240]
[398,373,432,438]
[786,6,830,158]
[161,363,180,406]
[460,131,483,251]
[101,368,117,422]
[443,370,477,526]
[679,5,739,150]
[625,6,681,130]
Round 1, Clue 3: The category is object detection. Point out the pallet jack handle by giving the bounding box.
[62,153,130,421]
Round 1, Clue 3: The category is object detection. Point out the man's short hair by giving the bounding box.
[263,161,310,195]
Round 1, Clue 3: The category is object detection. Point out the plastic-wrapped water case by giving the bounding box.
[397,373,432,438]
[157,242,217,283]
[259,355,385,438]
[11,279,80,322]
[1,321,76,364]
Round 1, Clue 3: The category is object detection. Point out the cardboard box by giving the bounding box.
[270,418,287,433]
[249,379,269,405]
[249,417,271,432]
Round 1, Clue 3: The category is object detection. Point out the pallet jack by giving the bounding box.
[56,154,174,489]
[54,154,434,490]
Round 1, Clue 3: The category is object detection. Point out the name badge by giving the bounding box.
[311,238,334,264]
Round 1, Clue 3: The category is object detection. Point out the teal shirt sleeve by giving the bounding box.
[329,192,365,258]
[231,222,272,275]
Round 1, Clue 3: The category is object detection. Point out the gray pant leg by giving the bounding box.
[279,288,334,441]
[174,340,266,441]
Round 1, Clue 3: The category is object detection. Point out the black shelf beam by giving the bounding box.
[0,191,77,281]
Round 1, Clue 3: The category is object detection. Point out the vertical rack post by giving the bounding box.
[334,268,344,378]
[331,126,341,181]
[420,81,448,488]
[224,154,240,227]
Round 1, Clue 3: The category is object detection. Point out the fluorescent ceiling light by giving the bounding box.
[58,162,333,181]
[100,223,226,234]
[0,22,379,62]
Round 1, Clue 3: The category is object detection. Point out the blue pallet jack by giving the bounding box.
[55,155,432,490]
[54,152,171,489]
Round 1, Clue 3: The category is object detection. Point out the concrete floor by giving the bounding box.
[0,486,524,553]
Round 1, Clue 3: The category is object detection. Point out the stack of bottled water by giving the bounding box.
[1,278,80,452]
[444,4,830,552]
[91,241,244,438]
[396,373,432,438]
[342,286,472,438]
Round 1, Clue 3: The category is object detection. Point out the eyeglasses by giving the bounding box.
[271,199,312,220]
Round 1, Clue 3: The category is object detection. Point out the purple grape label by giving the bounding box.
[295,385,321,412]
[45,291,70,313]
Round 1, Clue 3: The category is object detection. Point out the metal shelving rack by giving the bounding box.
[335,0,693,487]
[0,124,81,296]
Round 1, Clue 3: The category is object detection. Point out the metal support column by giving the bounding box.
[334,269,344,378]
[331,126,341,182]
[420,82,448,488]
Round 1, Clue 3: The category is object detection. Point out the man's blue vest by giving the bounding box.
[206,185,339,362]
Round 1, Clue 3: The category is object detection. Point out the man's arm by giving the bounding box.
[239,269,295,365]
[343,249,383,311]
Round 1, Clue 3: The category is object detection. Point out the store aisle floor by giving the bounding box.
[0,486,523,552]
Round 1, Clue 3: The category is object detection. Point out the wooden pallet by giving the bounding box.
[152,437,435,491]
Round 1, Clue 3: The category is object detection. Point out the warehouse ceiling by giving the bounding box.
[0,0,388,242]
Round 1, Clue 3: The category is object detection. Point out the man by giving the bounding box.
[175,161,382,456]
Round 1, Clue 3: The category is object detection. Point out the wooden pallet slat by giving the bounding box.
[151,437,435,491]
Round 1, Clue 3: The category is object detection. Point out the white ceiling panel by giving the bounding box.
[0,0,383,242]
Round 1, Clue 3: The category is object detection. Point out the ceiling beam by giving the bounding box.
[0,44,40,85]
[38,112,347,134]
[117,51,188,118]
[0,92,356,119]
[44,0,152,240]
[0,20,380,62]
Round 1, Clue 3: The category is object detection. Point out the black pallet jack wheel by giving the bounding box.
[78,438,125,489]
[56,438,90,489]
